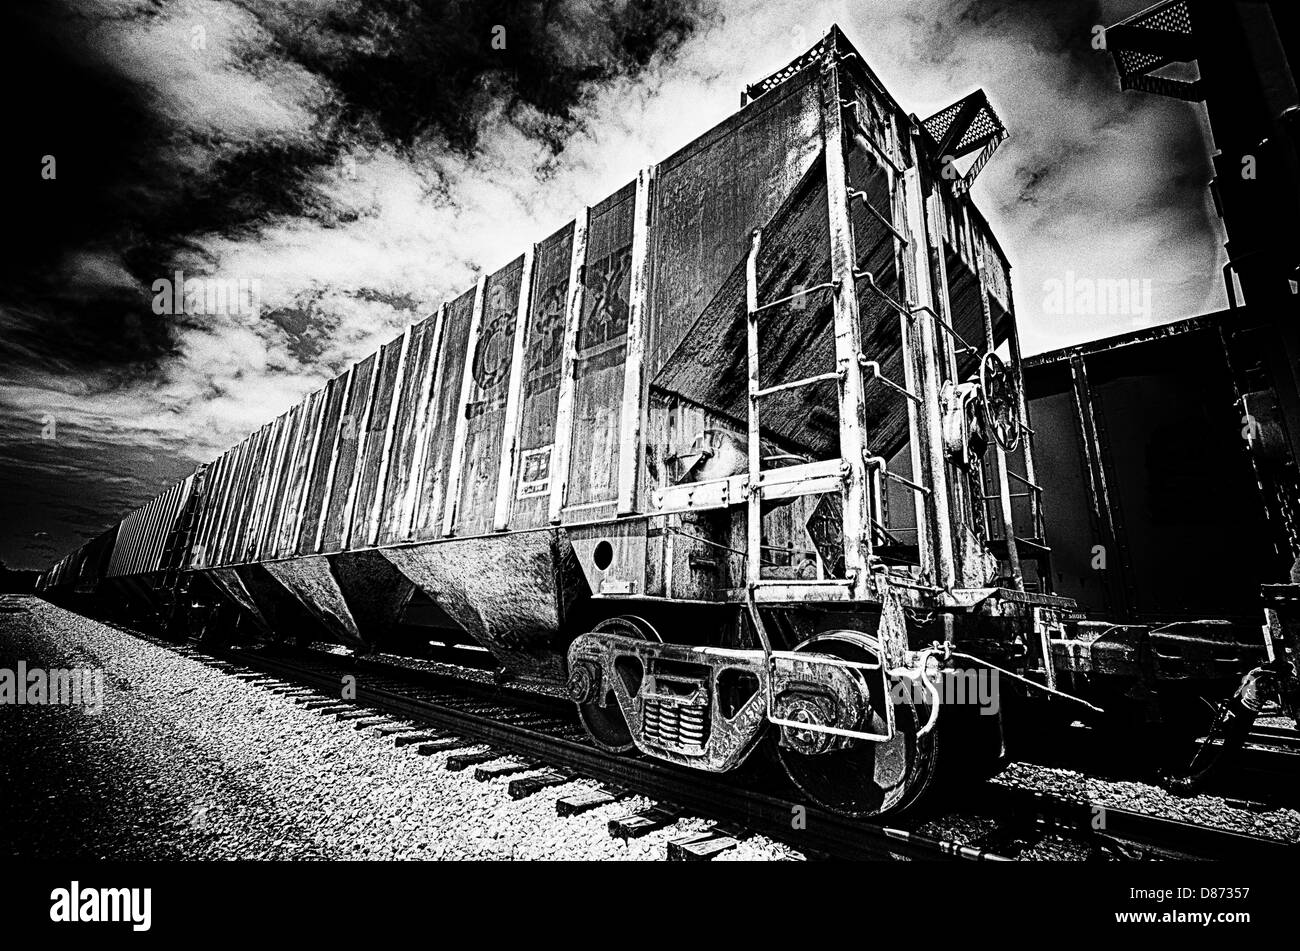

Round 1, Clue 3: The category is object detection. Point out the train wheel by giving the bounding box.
[575,614,661,754]
[774,632,937,818]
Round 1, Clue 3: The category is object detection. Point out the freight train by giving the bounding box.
[36,15,1300,815]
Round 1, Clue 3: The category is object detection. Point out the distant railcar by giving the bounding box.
[1020,310,1300,722]
[38,27,1280,814]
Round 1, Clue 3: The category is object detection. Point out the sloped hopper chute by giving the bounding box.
[378,532,586,684]
[651,150,913,467]
[263,555,364,647]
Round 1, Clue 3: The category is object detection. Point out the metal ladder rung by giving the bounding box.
[847,189,908,246]
[858,357,919,404]
[1007,470,1043,492]
[863,455,931,496]
[843,114,903,176]
[754,371,840,399]
[910,304,977,356]
[853,270,910,319]
[751,281,838,315]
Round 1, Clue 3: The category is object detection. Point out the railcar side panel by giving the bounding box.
[648,67,822,379]
[297,374,349,555]
[453,256,525,536]
[562,182,636,523]
[509,224,574,529]
[414,288,475,540]
[320,353,377,552]
[349,335,405,547]
[377,313,439,545]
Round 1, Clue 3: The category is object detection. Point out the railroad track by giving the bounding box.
[968,786,1293,861]
[50,604,1293,862]
[206,642,1009,861]
[1189,722,1300,799]
[95,626,1282,864]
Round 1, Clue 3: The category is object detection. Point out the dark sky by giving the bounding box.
[0,0,1221,569]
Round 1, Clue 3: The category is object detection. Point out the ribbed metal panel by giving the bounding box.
[105,476,194,578]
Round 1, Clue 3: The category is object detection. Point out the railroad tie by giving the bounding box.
[508,771,573,800]
[667,825,744,861]
[474,760,533,782]
[609,806,684,840]
[372,721,419,736]
[335,710,376,721]
[415,737,474,756]
[303,699,348,711]
[556,787,628,817]
[392,731,445,748]
[354,716,400,730]
[445,749,498,772]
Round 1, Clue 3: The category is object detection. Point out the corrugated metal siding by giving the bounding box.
[297,373,349,554]
[349,335,405,547]
[242,416,286,563]
[106,475,194,578]
[320,353,377,552]
[377,313,440,545]
[226,426,269,564]
[212,441,250,566]
[509,223,573,529]
[563,181,636,520]
[453,256,524,536]
[190,449,231,567]
[272,388,323,558]
[258,405,302,560]
[414,287,476,539]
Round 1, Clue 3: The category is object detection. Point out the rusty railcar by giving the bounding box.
[39,28,1095,816]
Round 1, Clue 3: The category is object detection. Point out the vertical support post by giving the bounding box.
[367,325,414,545]
[822,60,874,598]
[214,444,247,564]
[442,274,488,537]
[890,166,933,577]
[315,366,356,553]
[901,157,957,590]
[235,425,267,563]
[1005,294,1042,539]
[252,415,290,560]
[745,230,764,586]
[238,428,272,561]
[925,184,969,553]
[995,445,1024,591]
[290,391,326,554]
[550,207,591,524]
[268,401,305,555]
[973,253,1000,538]
[617,166,655,516]
[340,355,383,549]
[196,452,230,568]
[493,248,536,531]
[400,304,447,540]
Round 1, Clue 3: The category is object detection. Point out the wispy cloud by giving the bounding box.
[0,0,1226,567]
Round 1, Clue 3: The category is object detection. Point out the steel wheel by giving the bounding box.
[980,351,1021,452]
[575,615,661,754]
[774,631,938,818]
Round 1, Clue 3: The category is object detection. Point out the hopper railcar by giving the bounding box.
[39,26,1268,815]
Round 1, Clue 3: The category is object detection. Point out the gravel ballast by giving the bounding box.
[0,597,793,861]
